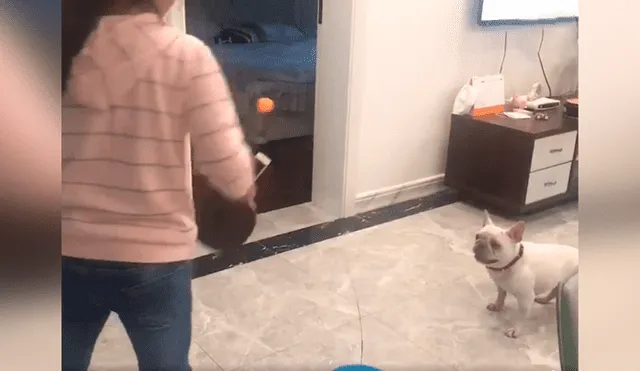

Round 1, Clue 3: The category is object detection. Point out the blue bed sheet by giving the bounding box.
[211,39,317,85]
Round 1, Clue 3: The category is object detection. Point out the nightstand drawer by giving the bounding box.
[525,162,572,204]
[530,131,577,172]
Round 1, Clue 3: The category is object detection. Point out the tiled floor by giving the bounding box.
[91,201,577,370]
[193,181,450,259]
[194,202,335,258]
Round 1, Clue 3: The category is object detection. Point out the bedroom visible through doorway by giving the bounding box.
[186,0,318,214]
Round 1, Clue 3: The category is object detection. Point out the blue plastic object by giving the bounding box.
[333,365,382,371]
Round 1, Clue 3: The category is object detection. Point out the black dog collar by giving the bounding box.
[487,244,524,272]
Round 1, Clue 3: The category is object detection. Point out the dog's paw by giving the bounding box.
[486,303,503,312]
[504,327,520,338]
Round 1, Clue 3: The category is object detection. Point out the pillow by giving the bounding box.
[249,23,307,42]
[215,26,259,44]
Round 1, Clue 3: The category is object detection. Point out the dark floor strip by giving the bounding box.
[192,186,460,279]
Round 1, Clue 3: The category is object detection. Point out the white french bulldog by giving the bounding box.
[473,210,578,338]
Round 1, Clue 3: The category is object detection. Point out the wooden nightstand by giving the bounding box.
[444,106,578,216]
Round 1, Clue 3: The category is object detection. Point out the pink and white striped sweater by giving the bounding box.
[62,13,254,263]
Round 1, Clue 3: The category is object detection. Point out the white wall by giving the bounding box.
[350,0,579,198]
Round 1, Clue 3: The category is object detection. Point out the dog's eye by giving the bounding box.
[475,234,480,240]
[491,240,501,249]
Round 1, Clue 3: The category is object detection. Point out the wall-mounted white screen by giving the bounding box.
[479,0,578,24]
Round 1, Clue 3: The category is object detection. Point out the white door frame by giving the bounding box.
[167,1,360,219]
[166,2,186,31]
[311,0,361,218]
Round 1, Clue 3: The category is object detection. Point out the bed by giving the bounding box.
[208,26,317,144]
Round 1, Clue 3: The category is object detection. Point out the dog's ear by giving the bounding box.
[482,210,494,226]
[506,221,525,242]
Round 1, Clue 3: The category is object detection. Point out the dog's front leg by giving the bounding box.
[505,292,534,338]
[487,287,506,312]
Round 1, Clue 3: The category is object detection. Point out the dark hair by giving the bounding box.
[61,0,156,92]
[62,0,107,91]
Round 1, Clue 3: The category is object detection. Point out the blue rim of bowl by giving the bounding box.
[332,365,382,371]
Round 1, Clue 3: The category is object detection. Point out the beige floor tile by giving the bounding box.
[234,321,362,371]
[89,201,577,371]
[191,254,362,369]
[359,316,457,370]
[263,202,334,231]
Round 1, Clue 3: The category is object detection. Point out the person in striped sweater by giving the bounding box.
[62,1,255,370]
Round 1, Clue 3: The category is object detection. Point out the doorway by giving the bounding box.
[183,0,316,213]
[170,0,358,218]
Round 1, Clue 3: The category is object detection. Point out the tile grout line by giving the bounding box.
[193,340,227,371]
[259,244,374,365]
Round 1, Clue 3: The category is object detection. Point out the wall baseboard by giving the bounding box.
[354,174,446,214]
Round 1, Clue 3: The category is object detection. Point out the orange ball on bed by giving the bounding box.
[256,97,275,113]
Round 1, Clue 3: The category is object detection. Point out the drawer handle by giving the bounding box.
[544,181,557,187]
[549,148,563,154]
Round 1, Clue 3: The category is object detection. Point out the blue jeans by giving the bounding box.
[62,257,192,371]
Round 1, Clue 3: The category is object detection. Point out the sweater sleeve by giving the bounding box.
[183,42,254,200]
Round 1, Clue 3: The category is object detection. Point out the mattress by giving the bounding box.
[212,40,317,116]
[213,39,316,84]
[242,113,314,144]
